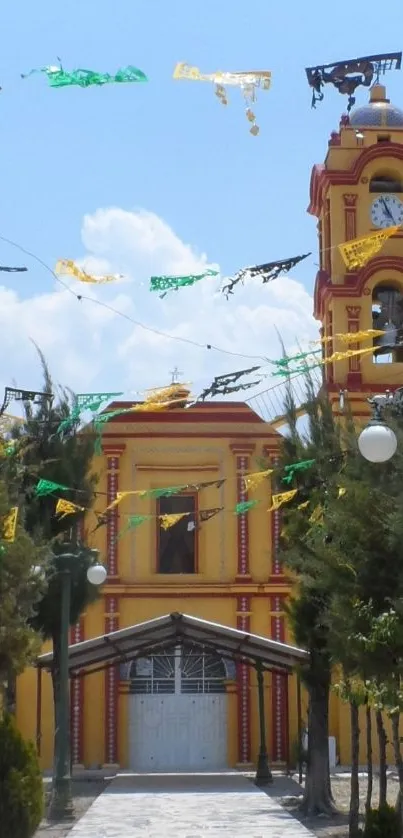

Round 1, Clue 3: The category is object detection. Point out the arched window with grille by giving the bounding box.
[129,644,227,695]
[372,283,403,363]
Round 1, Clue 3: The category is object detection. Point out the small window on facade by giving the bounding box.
[377,135,391,143]
[157,494,197,573]
[370,173,403,193]
[372,284,403,363]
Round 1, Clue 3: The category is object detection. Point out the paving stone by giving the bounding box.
[68,773,316,837]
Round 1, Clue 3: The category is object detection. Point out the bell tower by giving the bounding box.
[309,83,403,410]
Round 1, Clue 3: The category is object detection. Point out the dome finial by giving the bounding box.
[370,83,390,104]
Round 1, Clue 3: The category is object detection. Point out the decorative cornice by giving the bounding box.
[230,442,256,455]
[343,193,358,207]
[104,401,266,425]
[308,144,403,217]
[345,305,361,317]
[103,444,126,456]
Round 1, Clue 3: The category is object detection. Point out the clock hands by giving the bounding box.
[381,197,396,225]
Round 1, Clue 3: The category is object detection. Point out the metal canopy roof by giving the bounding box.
[37,612,309,676]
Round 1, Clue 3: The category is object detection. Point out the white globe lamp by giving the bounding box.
[87,563,107,586]
[358,420,397,463]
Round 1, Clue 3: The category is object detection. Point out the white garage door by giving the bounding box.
[129,645,228,771]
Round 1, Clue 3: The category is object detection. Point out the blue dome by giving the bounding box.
[349,84,403,128]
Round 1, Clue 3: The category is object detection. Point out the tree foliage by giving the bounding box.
[276,371,403,829]
[14,350,100,632]
[0,713,44,838]
[0,471,47,689]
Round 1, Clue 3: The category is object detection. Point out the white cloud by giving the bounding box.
[0,208,319,417]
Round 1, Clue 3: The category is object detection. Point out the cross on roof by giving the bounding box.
[170,367,183,384]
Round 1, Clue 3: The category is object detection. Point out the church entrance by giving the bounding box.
[128,644,228,771]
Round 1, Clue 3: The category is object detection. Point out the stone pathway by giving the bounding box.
[68,773,316,837]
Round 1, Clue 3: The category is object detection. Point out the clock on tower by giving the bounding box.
[308,83,403,412]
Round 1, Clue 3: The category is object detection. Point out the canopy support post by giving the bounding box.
[254,661,272,786]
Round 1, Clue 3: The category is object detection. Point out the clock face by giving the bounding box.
[371,194,403,229]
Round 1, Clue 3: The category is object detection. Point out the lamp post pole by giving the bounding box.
[48,553,77,821]
[48,547,107,821]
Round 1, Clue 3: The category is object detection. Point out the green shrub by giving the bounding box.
[363,804,400,838]
[0,713,44,838]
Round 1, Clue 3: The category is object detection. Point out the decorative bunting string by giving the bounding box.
[309,504,324,525]
[313,329,386,345]
[119,514,151,539]
[199,367,261,401]
[243,468,273,491]
[0,387,53,417]
[55,498,85,519]
[34,479,70,497]
[234,500,259,515]
[150,269,219,297]
[268,490,298,511]
[272,345,377,377]
[283,459,315,484]
[199,507,223,522]
[2,507,19,542]
[22,64,148,88]
[159,513,188,530]
[272,349,321,370]
[221,253,311,298]
[173,63,271,135]
[55,259,123,285]
[77,392,124,411]
[338,226,399,270]
[305,53,401,111]
[57,392,124,436]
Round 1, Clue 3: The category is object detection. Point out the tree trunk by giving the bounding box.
[365,702,373,817]
[391,714,403,829]
[349,701,360,838]
[375,709,387,807]
[300,676,338,816]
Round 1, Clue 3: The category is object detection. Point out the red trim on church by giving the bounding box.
[270,596,288,763]
[236,596,251,763]
[308,143,403,216]
[345,305,362,388]
[104,595,119,765]
[314,256,403,320]
[231,443,255,579]
[343,193,358,241]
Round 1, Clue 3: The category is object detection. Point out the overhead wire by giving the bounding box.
[0,233,271,363]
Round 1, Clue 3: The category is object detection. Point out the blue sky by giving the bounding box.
[0,0,402,409]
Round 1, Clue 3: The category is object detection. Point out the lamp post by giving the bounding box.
[254,662,273,786]
[48,546,107,821]
[358,391,399,463]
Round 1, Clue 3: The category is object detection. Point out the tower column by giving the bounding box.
[235,595,252,767]
[346,305,362,387]
[103,444,126,581]
[230,443,255,580]
[343,193,358,241]
[270,596,288,764]
[103,596,120,767]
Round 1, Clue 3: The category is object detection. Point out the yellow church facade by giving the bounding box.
[16,82,403,772]
[17,401,302,772]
